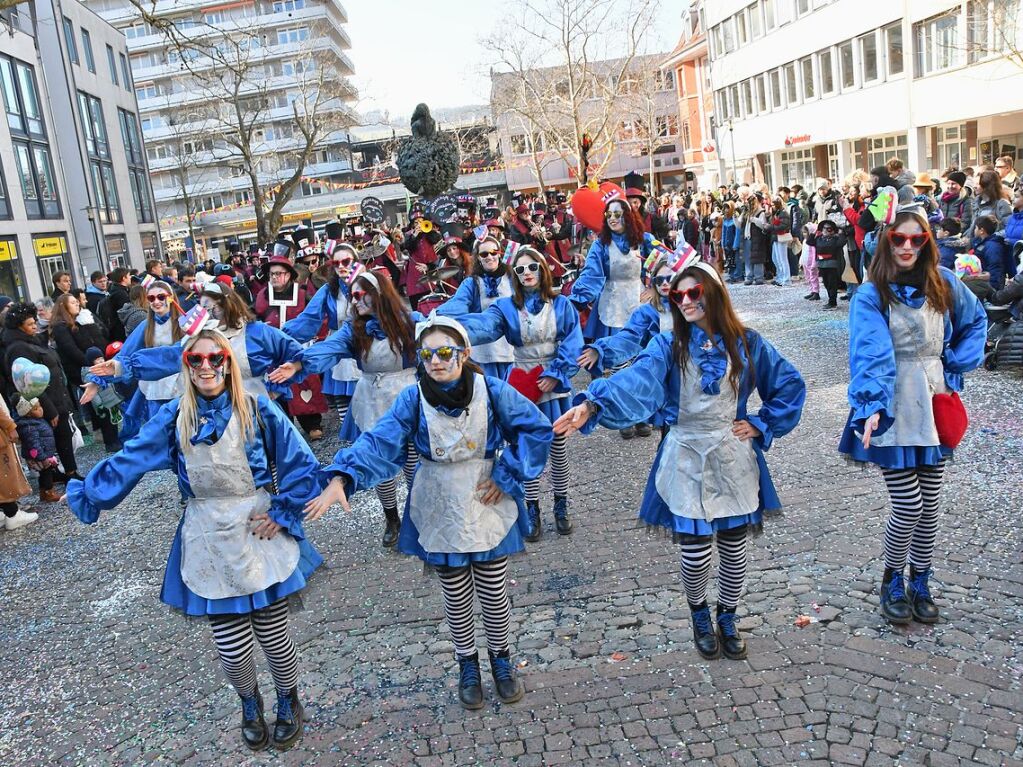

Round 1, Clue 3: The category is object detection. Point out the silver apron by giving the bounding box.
[331,293,362,384]
[224,325,270,400]
[597,241,642,329]
[871,300,947,448]
[655,359,760,522]
[350,337,415,432]
[408,375,519,553]
[513,301,566,405]
[138,319,182,401]
[658,308,673,334]
[472,276,515,365]
[179,412,300,600]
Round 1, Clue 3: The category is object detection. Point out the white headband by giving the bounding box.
[348,264,380,291]
[415,311,469,346]
[674,250,724,286]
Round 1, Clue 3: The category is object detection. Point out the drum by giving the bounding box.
[417,292,450,315]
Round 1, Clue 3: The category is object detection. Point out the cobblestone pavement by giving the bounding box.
[1,284,1022,767]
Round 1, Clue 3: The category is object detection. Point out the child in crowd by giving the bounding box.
[971,215,1009,289]
[935,217,968,271]
[954,254,994,302]
[14,397,60,503]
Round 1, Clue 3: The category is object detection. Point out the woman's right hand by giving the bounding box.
[267,361,300,384]
[553,402,593,437]
[304,476,350,521]
[89,360,116,377]
[50,417,59,428]
[861,412,881,449]
[577,348,599,370]
[80,383,99,405]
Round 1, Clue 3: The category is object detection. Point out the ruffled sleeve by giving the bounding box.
[282,283,331,343]
[846,284,896,437]
[436,276,481,316]
[487,378,553,496]
[320,384,420,495]
[743,331,806,451]
[543,296,582,390]
[569,240,608,306]
[588,304,659,371]
[940,268,987,390]
[299,320,356,376]
[119,342,183,382]
[457,301,511,346]
[574,332,673,433]
[67,400,178,523]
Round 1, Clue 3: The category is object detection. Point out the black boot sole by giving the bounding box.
[243,729,269,751]
[272,713,304,751]
[459,693,485,711]
[879,604,913,625]
[494,685,524,704]
[695,643,721,660]
[911,605,939,623]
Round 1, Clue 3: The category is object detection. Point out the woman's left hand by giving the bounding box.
[476,478,504,506]
[249,513,282,540]
[731,420,762,441]
[267,361,301,384]
[537,376,557,393]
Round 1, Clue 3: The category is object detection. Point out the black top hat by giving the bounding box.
[440,221,466,245]
[324,221,344,240]
[272,236,296,259]
[623,171,647,199]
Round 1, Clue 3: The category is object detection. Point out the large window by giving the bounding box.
[81,28,95,73]
[749,2,763,39]
[78,91,120,223]
[62,16,79,64]
[859,32,879,82]
[818,49,835,94]
[119,108,153,223]
[914,12,960,77]
[784,61,798,106]
[0,56,60,218]
[885,22,904,75]
[839,40,855,89]
[800,57,815,101]
[780,148,815,190]
[867,134,908,171]
[968,0,1015,63]
[276,27,309,44]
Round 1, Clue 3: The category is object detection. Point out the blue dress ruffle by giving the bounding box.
[66,393,324,616]
[577,331,805,536]
[321,376,553,566]
[838,271,987,469]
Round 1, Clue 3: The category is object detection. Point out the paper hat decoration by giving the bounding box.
[643,236,676,271]
[502,240,521,265]
[954,253,982,277]
[472,223,488,240]
[346,262,366,285]
[178,304,211,338]
[140,274,156,291]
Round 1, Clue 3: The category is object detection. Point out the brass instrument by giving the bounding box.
[418,219,434,234]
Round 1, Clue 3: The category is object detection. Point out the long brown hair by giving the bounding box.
[50,293,80,332]
[867,210,953,315]
[202,284,254,331]
[510,247,556,309]
[977,169,1009,202]
[351,273,416,363]
[670,267,752,394]
[143,280,184,347]
[599,198,644,248]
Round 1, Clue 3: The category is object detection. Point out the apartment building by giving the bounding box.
[83,0,356,255]
[703,0,1023,189]
[0,1,159,301]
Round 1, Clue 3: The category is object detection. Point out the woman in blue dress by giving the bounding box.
[838,207,986,625]
[570,196,653,438]
[451,246,582,541]
[304,315,552,710]
[282,241,361,430]
[436,235,515,379]
[271,269,419,549]
[63,328,324,752]
[81,280,183,441]
[555,255,805,661]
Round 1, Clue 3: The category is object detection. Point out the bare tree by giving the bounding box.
[618,67,678,196]
[124,1,355,242]
[485,0,659,185]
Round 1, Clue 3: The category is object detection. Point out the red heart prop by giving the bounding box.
[571,182,626,232]
[932,391,968,448]
[507,365,544,403]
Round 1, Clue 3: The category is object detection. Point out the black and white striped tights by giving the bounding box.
[678,526,749,611]
[436,558,511,657]
[208,598,298,697]
[881,459,947,571]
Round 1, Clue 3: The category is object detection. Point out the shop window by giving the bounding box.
[33,234,69,288]
[0,238,26,300]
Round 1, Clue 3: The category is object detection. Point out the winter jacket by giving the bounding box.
[50,319,110,388]
[680,217,700,249]
[990,272,1023,316]
[769,210,791,239]
[85,284,108,315]
[746,210,771,265]
[2,327,75,415]
[809,189,840,223]
[97,282,131,342]
[806,232,846,270]
[786,199,807,239]
[972,234,1009,289]
[969,195,1012,238]
[721,217,738,252]
[891,169,916,189]
[938,190,974,233]
[118,302,147,337]
[1002,209,1023,246]
[15,415,57,465]
[937,236,968,271]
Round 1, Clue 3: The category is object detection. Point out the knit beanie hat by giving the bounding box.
[84,346,104,366]
[947,171,967,187]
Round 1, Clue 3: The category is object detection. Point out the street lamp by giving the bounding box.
[727,118,737,187]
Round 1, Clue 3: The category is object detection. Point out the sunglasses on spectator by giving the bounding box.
[183,350,231,370]
[669,284,705,305]
[887,231,930,248]
[513,262,540,275]
[417,345,465,362]
[147,292,170,303]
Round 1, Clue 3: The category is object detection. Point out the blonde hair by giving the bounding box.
[176,328,255,450]
[645,258,672,309]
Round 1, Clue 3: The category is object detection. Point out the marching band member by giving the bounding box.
[305,314,551,710]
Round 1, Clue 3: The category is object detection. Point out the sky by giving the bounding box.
[345,0,686,122]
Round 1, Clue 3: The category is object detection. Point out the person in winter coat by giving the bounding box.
[2,303,81,485]
[117,285,148,338]
[967,170,1012,238]
[805,220,847,307]
[50,271,72,302]
[886,158,916,190]
[14,397,60,502]
[809,179,841,223]
[1001,189,1023,247]
[768,198,792,286]
[971,215,1010,290]
[97,268,133,342]
[937,172,974,234]
[744,196,771,285]
[935,218,968,271]
[0,394,36,530]
[49,294,121,452]
[721,203,738,279]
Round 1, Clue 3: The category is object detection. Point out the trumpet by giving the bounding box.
[418,219,434,234]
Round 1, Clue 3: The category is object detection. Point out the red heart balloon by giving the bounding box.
[571,182,626,232]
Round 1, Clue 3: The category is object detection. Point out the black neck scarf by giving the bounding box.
[419,364,475,411]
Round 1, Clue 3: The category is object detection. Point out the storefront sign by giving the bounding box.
[33,235,68,258]
[784,135,811,147]
[0,241,15,262]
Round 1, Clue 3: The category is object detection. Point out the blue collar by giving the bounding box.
[191,391,231,446]
[689,326,728,396]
